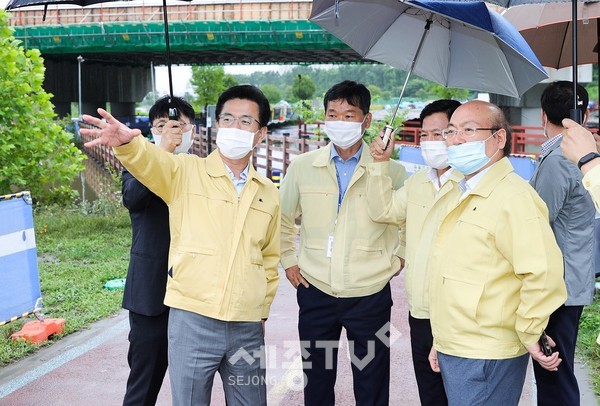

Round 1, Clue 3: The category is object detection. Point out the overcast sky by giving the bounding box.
[154,64,293,96]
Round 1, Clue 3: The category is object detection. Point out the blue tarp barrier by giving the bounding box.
[396,145,426,175]
[397,145,538,180]
[0,192,42,325]
[508,155,538,181]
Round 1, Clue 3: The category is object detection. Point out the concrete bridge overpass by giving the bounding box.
[6,0,363,116]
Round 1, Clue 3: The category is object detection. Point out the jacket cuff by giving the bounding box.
[280,254,298,270]
[518,331,541,347]
[367,161,390,176]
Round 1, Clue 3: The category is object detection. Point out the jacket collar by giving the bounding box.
[467,157,514,198]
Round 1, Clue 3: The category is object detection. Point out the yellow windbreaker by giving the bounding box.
[114,136,280,321]
[583,164,600,211]
[428,158,566,359]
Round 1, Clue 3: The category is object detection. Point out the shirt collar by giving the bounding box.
[330,144,363,162]
[540,133,563,157]
[427,167,455,192]
[224,163,249,181]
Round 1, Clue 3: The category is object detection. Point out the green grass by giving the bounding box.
[577,290,600,395]
[0,203,131,366]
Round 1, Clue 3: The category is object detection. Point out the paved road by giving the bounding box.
[0,269,597,405]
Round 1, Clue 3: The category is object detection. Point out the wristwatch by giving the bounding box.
[577,152,600,169]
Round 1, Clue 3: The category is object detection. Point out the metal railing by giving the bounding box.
[8,1,313,26]
[81,122,580,181]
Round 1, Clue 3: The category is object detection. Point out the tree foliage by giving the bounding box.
[260,84,281,105]
[190,66,238,114]
[0,11,84,204]
[291,74,316,101]
[420,82,470,101]
[233,64,476,103]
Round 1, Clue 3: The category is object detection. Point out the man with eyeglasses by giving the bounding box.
[121,95,195,406]
[280,80,408,406]
[372,100,567,404]
[529,81,596,406]
[366,99,462,406]
[82,85,280,406]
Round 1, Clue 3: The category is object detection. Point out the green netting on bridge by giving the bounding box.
[12,20,349,54]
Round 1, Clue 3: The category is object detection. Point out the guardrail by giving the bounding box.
[78,120,124,173]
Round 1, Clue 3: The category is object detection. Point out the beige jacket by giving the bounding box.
[280,142,408,297]
[367,164,463,318]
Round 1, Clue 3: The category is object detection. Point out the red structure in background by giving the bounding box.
[396,121,598,156]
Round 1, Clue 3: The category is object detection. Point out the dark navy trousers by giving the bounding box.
[533,304,584,406]
[123,310,169,406]
[297,283,392,406]
[408,313,448,406]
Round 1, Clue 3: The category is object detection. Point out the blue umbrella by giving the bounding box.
[441,0,600,123]
[310,0,548,143]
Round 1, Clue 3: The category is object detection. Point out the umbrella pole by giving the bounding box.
[571,0,581,123]
[382,16,433,146]
[162,0,174,100]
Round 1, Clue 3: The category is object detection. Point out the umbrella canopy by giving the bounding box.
[503,2,600,68]
[441,0,600,122]
[309,0,548,99]
[5,0,190,100]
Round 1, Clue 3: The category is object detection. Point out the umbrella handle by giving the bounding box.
[381,125,394,149]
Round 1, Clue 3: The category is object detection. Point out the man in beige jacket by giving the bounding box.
[280,81,407,405]
[367,99,462,406]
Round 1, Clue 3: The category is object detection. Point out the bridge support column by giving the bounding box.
[43,60,151,119]
[82,102,105,118]
[53,102,72,118]
[109,102,136,118]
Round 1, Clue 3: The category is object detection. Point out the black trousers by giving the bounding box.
[533,304,584,406]
[123,309,169,406]
[408,313,448,406]
[297,284,392,406]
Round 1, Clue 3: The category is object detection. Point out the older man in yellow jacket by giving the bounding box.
[371,100,567,405]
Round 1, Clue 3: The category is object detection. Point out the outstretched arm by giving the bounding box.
[81,108,141,148]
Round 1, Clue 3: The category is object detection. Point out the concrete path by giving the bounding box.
[0,270,597,405]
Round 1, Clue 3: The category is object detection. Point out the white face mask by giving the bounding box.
[324,119,365,149]
[151,128,194,155]
[216,127,256,160]
[420,140,449,169]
